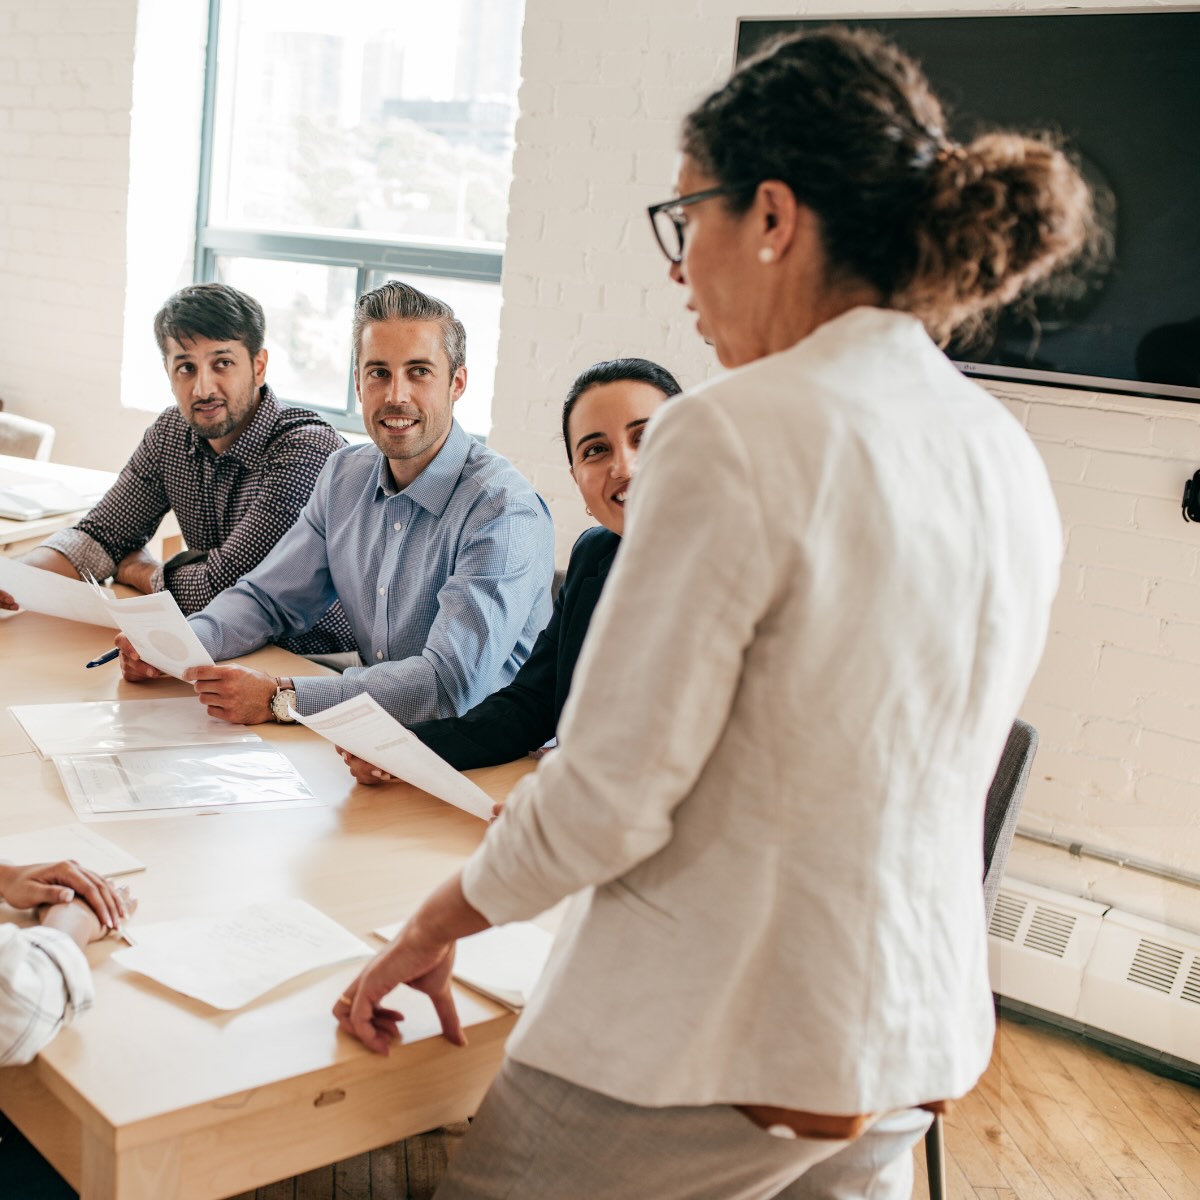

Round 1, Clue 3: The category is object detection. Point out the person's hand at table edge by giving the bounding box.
[338,747,395,786]
[185,663,278,725]
[114,547,161,595]
[333,872,491,1052]
[116,632,168,682]
[0,859,132,932]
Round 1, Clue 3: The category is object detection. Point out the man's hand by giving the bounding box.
[185,664,277,725]
[0,859,131,932]
[0,589,17,612]
[115,547,161,594]
[338,748,395,786]
[116,632,168,682]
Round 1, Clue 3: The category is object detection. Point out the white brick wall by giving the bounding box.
[0,0,147,469]
[492,0,1200,926]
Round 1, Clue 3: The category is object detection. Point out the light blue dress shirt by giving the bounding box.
[188,421,555,723]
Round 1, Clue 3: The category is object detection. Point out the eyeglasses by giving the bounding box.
[646,184,755,265]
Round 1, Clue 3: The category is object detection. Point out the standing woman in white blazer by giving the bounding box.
[335,26,1096,1200]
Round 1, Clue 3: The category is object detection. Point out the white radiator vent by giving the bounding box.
[1182,959,1200,1006]
[987,880,1107,1018]
[1127,940,1184,995]
[989,893,1025,943]
[1024,907,1077,959]
[1075,908,1200,1064]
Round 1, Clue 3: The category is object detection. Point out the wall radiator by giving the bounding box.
[989,879,1200,1073]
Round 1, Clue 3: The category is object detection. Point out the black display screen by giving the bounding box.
[736,11,1200,403]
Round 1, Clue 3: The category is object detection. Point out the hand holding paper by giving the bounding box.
[294,695,495,821]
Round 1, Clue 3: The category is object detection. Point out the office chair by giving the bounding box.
[924,718,1039,1200]
[0,411,56,460]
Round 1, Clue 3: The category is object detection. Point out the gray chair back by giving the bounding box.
[982,718,1038,922]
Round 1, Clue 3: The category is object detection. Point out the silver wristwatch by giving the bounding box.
[270,677,297,723]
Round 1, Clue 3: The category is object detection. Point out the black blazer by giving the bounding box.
[410,525,619,770]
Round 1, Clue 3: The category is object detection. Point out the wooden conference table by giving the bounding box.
[0,608,536,1199]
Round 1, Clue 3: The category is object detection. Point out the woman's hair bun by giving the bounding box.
[903,132,1096,343]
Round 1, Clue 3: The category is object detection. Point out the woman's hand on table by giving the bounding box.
[337,748,395,786]
[0,859,132,932]
[333,873,490,1052]
[42,888,137,949]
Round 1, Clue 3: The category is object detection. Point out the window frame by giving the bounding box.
[193,0,506,434]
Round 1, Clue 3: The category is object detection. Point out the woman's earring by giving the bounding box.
[585,507,593,516]
[758,246,776,264]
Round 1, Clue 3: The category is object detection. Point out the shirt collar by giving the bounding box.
[374,420,472,516]
[185,384,280,463]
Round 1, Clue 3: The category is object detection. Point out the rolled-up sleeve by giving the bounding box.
[0,925,94,1067]
[43,420,171,582]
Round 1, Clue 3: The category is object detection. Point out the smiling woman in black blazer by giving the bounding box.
[340,357,681,777]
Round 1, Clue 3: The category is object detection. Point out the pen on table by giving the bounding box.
[86,648,120,669]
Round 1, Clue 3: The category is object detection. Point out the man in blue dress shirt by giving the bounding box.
[116,280,555,726]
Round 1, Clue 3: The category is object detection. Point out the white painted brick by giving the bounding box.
[1076,716,1140,760]
[11,109,58,134]
[1133,773,1200,811]
[1145,578,1200,622]
[1079,565,1147,611]
[1035,748,1134,804]
[1027,403,1153,450]
[1033,441,1089,483]
[1133,495,1200,543]
[1139,695,1200,744]
[1065,525,1196,581]
[1082,448,1191,499]
[1050,594,1161,656]
[1096,645,1199,710]
[1053,482,1135,531]
[1136,732,1200,785]
[1159,620,1200,664]
[1017,699,1080,751]
[1152,416,1200,458]
[1028,634,1099,711]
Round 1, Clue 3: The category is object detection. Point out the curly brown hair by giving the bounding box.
[681,26,1096,343]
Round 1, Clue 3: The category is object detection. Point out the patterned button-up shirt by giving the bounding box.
[189,421,555,723]
[0,925,93,1067]
[43,386,355,656]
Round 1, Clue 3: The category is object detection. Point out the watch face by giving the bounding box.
[273,690,297,721]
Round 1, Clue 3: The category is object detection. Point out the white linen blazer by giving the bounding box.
[462,307,1062,1114]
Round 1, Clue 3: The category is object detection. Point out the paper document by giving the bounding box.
[0,824,144,878]
[54,743,318,820]
[96,589,213,679]
[375,919,553,1011]
[0,557,116,627]
[0,479,93,521]
[293,694,494,821]
[113,899,372,1010]
[9,698,261,759]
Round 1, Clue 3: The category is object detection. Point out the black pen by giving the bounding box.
[85,648,120,669]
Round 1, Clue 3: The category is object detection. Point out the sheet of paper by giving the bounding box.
[0,823,144,878]
[54,743,319,820]
[0,557,116,627]
[98,590,213,679]
[9,697,261,759]
[112,899,372,1010]
[293,694,494,821]
[374,919,553,1011]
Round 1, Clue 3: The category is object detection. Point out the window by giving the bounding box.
[196,0,525,435]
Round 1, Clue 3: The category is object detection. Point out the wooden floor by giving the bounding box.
[226,1016,1200,1199]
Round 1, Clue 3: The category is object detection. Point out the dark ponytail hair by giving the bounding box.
[561,358,683,464]
[681,26,1097,343]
